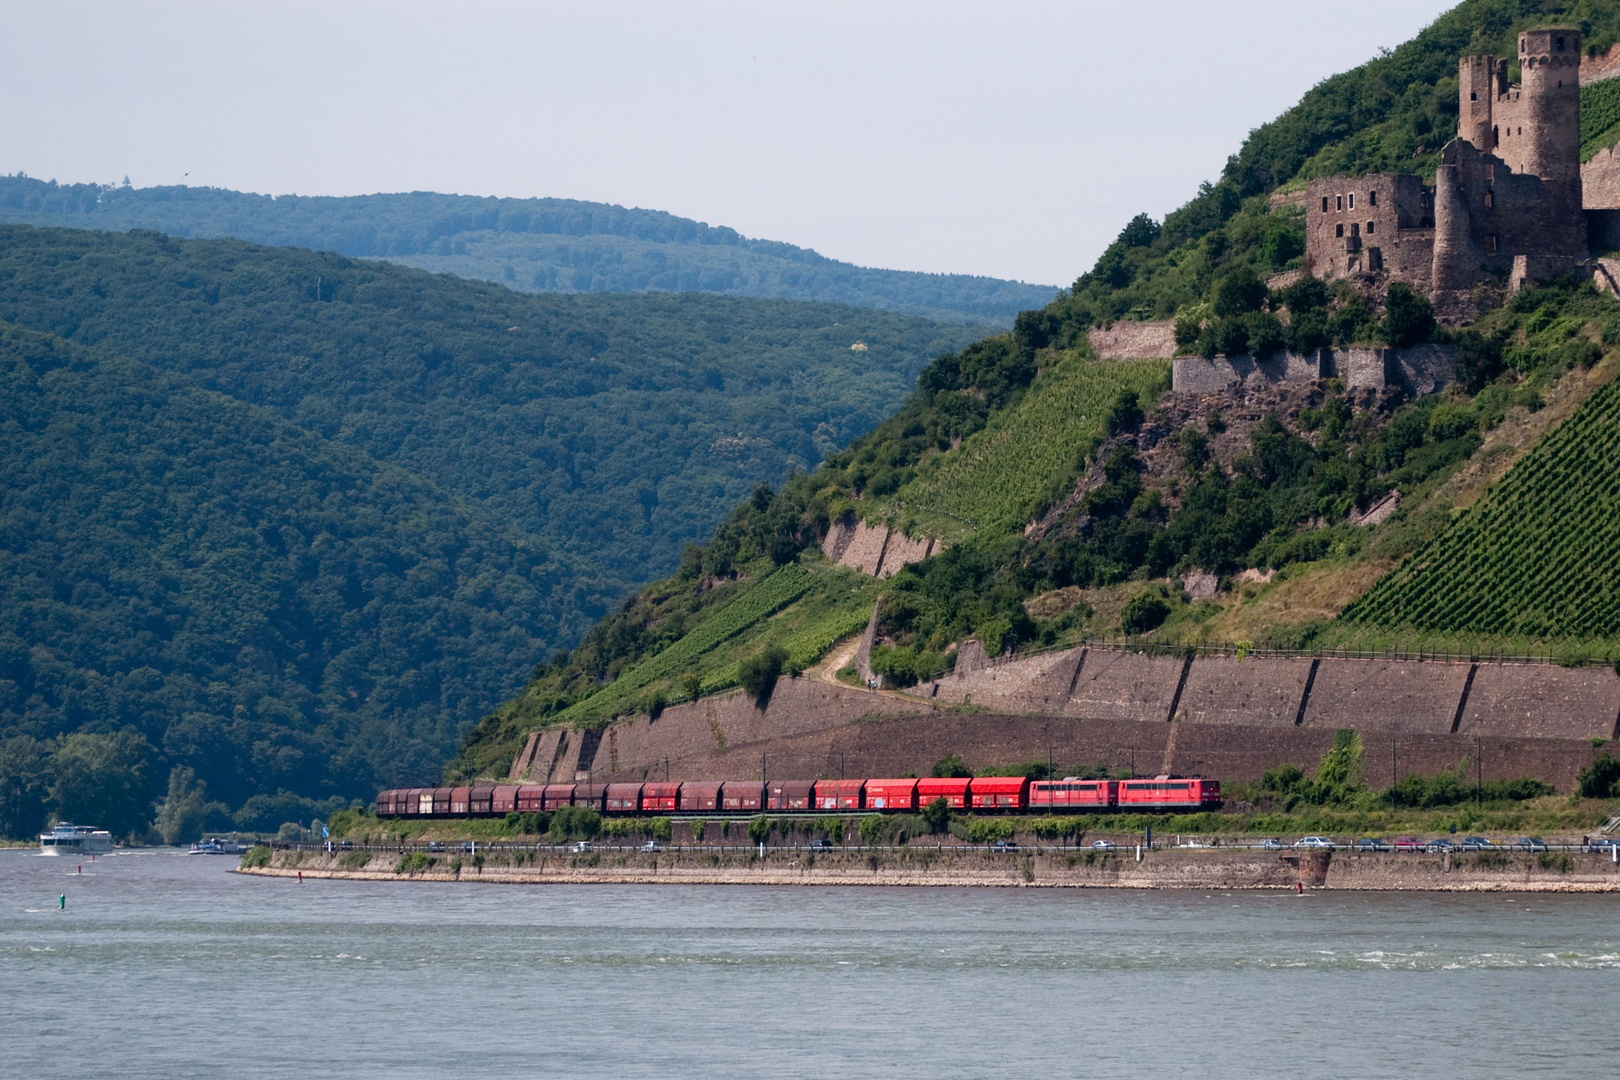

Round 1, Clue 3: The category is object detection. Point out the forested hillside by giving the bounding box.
[0,326,577,837]
[457,0,1620,778]
[0,226,984,603]
[0,179,1056,325]
[0,226,987,836]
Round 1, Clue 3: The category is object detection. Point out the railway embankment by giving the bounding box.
[238,846,1620,891]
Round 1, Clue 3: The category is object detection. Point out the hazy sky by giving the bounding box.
[2,1,1456,286]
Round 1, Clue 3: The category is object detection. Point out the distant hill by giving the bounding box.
[0,177,1057,326]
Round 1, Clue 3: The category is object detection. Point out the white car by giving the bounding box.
[1293,836,1336,850]
[571,840,593,853]
[640,841,662,853]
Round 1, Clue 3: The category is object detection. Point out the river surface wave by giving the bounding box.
[2,849,1616,1078]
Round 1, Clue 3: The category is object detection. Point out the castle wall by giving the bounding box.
[1583,147,1620,211]
[1172,346,1453,395]
[1088,322,1178,359]
[1305,175,1432,283]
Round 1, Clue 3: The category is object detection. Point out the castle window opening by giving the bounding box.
[1485,163,1494,180]
[1556,36,1564,51]
[1369,190,1377,206]
[1350,222,1360,237]
[1335,223,1344,238]
[1366,221,1375,234]
[1322,196,1329,212]
[1349,193,1356,209]
[1484,191,1493,208]
[1486,234,1498,252]
[1336,195,1344,211]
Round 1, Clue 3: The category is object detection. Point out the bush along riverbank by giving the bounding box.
[239,839,1620,891]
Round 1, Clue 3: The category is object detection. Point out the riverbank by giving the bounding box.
[239,846,1620,891]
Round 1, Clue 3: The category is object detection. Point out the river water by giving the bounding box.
[1,849,1616,1078]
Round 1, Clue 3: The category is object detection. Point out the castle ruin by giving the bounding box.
[1306,28,1620,307]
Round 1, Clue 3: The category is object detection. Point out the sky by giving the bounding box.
[1,1,1458,287]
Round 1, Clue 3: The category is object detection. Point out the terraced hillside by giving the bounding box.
[878,357,1170,541]
[1342,372,1620,642]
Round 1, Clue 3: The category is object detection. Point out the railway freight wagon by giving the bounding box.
[374,775,1220,819]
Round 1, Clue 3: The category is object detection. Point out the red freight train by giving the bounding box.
[376,775,1219,818]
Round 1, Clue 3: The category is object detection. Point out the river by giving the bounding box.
[1,848,1616,1078]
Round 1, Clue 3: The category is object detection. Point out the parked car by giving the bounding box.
[570,840,593,853]
[459,841,475,853]
[1513,836,1548,852]
[338,840,354,851]
[1460,836,1496,851]
[1425,839,1456,853]
[1258,838,1284,851]
[990,840,1020,853]
[1091,839,1118,851]
[1354,838,1390,852]
[640,841,663,853]
[1293,836,1336,850]
[1586,837,1619,853]
[809,839,836,852]
[1392,836,1424,851]
[426,841,445,852]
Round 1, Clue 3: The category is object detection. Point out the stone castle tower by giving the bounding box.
[1306,28,1599,306]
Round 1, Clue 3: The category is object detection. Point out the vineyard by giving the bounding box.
[879,356,1170,540]
[553,561,877,725]
[1341,374,1620,642]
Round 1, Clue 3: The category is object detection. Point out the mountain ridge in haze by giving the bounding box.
[0,176,1057,326]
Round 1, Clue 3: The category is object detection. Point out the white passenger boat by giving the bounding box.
[39,824,113,856]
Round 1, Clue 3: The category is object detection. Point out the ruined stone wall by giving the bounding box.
[1088,322,1177,359]
[1581,41,1620,85]
[1172,346,1453,395]
[1582,145,1620,211]
[1305,175,1429,282]
[878,531,934,577]
[835,520,889,575]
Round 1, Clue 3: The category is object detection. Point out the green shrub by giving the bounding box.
[396,853,433,875]
[932,754,971,778]
[738,645,789,699]
[239,844,271,869]
[746,815,771,846]
[548,805,602,842]
[859,815,885,846]
[338,850,371,870]
[921,797,951,835]
[967,818,1014,843]
[1120,591,1170,635]
[1579,753,1620,798]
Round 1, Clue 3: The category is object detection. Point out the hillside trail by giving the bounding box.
[803,632,930,705]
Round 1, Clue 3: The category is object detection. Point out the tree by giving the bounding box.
[921,796,951,834]
[156,765,208,846]
[746,814,772,845]
[1579,753,1620,799]
[1120,591,1171,635]
[49,731,153,839]
[1213,269,1267,318]
[738,645,789,700]
[0,736,52,840]
[1383,282,1435,347]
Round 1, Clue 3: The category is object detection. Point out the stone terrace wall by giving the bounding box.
[576,699,1602,791]
[579,677,933,782]
[1089,322,1177,359]
[820,518,939,578]
[921,647,1084,715]
[1172,346,1454,395]
[1176,656,1315,726]
[1302,659,1471,734]
[1460,664,1620,740]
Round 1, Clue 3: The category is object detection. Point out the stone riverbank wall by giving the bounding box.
[509,647,1613,792]
[243,847,1620,891]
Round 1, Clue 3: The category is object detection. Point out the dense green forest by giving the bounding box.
[0,326,577,837]
[0,226,984,604]
[0,227,986,837]
[458,0,1620,776]
[0,179,1056,326]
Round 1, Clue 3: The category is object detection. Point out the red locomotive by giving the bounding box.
[376,774,1218,818]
